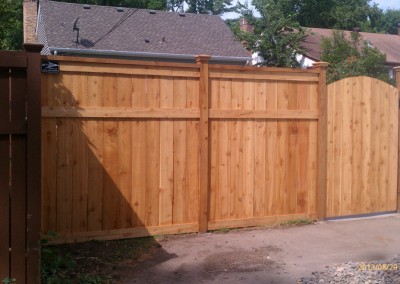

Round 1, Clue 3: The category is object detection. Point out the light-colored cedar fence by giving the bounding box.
[326,76,398,218]
[206,63,323,229]
[41,55,326,244]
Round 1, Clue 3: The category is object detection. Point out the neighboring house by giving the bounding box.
[23,0,251,65]
[237,19,400,74]
[298,28,400,77]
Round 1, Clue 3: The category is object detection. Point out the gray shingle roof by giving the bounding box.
[302,28,400,66]
[39,1,249,60]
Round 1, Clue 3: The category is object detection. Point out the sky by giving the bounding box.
[223,0,400,19]
[373,0,400,10]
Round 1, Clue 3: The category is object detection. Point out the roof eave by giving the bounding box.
[49,47,251,63]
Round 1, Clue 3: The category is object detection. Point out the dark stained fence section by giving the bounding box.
[0,44,42,284]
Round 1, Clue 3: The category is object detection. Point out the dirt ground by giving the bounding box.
[58,214,400,283]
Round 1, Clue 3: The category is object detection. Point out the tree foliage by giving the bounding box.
[277,0,398,33]
[234,0,307,67]
[53,0,168,10]
[0,0,23,50]
[363,8,400,34]
[321,30,393,84]
[186,0,235,15]
[53,0,235,14]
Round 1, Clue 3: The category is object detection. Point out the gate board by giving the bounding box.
[326,76,398,218]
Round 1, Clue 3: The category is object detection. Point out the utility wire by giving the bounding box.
[69,7,139,53]
[91,7,138,47]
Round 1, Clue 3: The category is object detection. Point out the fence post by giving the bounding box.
[196,55,211,233]
[395,67,400,213]
[24,43,43,284]
[313,62,329,221]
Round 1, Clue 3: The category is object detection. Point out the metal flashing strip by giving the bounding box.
[48,47,251,63]
[325,211,397,221]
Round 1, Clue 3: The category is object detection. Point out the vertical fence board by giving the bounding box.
[242,81,254,219]
[361,77,372,213]
[370,80,381,212]
[265,81,277,216]
[228,80,243,219]
[131,76,147,227]
[0,68,10,280]
[102,75,119,230]
[145,77,160,226]
[10,136,27,283]
[275,82,289,215]
[41,118,57,233]
[287,82,299,215]
[388,77,398,210]
[209,80,219,222]
[253,81,267,218]
[308,82,318,215]
[185,79,199,223]
[297,83,310,214]
[117,76,133,229]
[10,69,27,283]
[159,78,174,225]
[379,83,390,211]
[172,78,187,224]
[341,79,353,216]
[351,78,362,214]
[217,79,230,220]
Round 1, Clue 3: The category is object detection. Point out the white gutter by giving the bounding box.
[48,47,251,63]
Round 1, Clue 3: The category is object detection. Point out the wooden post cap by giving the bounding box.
[23,43,44,53]
[195,55,212,63]
[313,62,329,68]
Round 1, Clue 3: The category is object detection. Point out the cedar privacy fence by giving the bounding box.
[41,56,326,243]
[0,45,42,283]
[326,76,399,218]
[40,55,399,244]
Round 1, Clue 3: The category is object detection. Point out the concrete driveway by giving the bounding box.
[124,214,400,283]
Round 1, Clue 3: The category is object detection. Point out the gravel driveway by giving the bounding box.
[124,214,400,283]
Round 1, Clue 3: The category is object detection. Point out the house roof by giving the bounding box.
[38,0,250,62]
[302,28,400,66]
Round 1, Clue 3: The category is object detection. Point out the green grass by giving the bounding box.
[278,218,313,227]
[210,227,231,233]
[41,234,158,284]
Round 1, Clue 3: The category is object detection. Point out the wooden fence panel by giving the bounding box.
[0,45,42,284]
[326,76,398,218]
[41,58,201,242]
[41,56,324,243]
[208,74,320,228]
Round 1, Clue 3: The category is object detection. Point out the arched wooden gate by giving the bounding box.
[326,76,398,218]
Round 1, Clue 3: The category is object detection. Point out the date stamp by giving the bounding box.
[358,263,398,271]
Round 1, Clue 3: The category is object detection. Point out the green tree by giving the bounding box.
[186,0,235,15]
[54,0,235,14]
[279,0,383,31]
[321,30,393,84]
[379,9,400,34]
[54,0,169,10]
[234,0,307,67]
[0,0,23,50]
